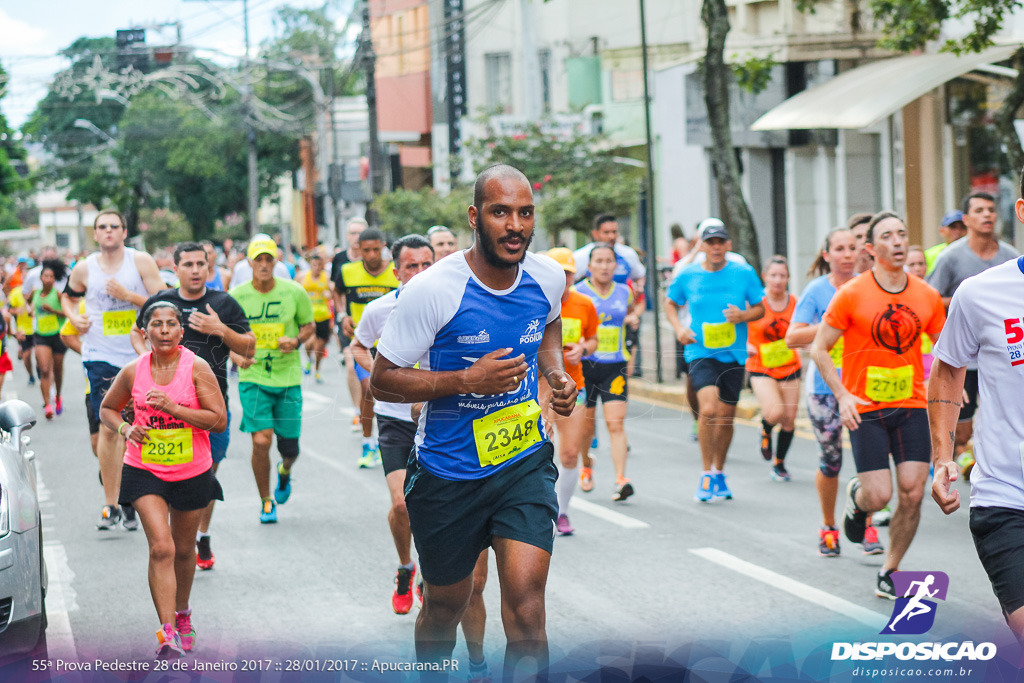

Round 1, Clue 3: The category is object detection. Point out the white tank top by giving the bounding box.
[82,247,148,367]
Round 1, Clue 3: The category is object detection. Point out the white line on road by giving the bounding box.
[37,466,78,660]
[569,498,650,529]
[690,547,888,630]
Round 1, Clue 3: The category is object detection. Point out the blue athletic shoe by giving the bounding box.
[357,443,380,469]
[591,436,599,449]
[712,472,733,500]
[695,473,714,502]
[274,462,291,504]
[259,499,277,524]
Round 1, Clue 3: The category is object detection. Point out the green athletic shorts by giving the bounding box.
[238,382,303,439]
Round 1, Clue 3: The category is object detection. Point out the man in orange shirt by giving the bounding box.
[543,248,599,535]
[811,211,946,599]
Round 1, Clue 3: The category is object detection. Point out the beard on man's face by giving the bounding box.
[477,224,533,270]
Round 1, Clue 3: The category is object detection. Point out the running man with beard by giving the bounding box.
[812,211,946,598]
[371,164,574,677]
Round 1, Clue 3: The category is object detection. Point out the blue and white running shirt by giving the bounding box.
[376,251,565,480]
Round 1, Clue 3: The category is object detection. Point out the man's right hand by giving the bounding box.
[462,348,529,395]
[674,327,696,345]
[70,313,91,335]
[837,392,870,430]
[931,461,961,515]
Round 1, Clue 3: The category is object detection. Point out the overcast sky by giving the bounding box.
[1,1,353,130]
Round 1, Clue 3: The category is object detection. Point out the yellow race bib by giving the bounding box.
[141,428,194,466]
[102,310,136,336]
[472,400,542,468]
[759,339,795,369]
[829,336,844,369]
[702,322,736,349]
[562,317,582,346]
[921,332,933,355]
[596,326,621,354]
[252,323,286,350]
[36,315,59,336]
[16,314,32,336]
[865,365,914,403]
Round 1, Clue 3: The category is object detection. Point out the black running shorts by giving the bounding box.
[688,356,745,405]
[314,319,331,341]
[581,360,629,408]
[970,506,1024,615]
[378,414,416,476]
[118,464,224,512]
[405,442,557,586]
[849,407,930,473]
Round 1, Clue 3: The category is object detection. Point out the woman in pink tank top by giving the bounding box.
[100,302,226,658]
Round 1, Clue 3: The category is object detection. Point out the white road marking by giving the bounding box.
[568,498,650,529]
[690,547,888,630]
[36,467,78,659]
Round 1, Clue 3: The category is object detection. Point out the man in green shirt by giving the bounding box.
[924,210,966,275]
[230,237,314,524]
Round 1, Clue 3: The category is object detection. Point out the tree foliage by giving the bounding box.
[0,60,30,230]
[464,120,642,241]
[371,187,473,241]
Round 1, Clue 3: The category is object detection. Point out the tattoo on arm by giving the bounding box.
[928,399,963,407]
[948,430,955,444]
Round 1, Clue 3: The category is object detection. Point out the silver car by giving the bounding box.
[0,400,45,658]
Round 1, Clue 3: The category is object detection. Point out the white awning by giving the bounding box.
[750,45,1019,131]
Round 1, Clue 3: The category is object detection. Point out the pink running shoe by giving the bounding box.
[175,609,196,652]
[156,623,185,658]
[556,514,575,536]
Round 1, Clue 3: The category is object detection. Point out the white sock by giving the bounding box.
[400,561,415,571]
[196,531,209,542]
[362,436,373,447]
[555,463,578,516]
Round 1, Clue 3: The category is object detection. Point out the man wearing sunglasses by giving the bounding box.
[62,210,167,531]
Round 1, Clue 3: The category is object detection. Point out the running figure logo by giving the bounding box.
[882,571,949,635]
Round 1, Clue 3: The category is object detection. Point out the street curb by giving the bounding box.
[628,377,761,420]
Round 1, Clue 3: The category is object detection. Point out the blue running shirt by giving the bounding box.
[376,251,565,480]
[666,261,764,364]
[792,274,842,395]
[575,279,631,364]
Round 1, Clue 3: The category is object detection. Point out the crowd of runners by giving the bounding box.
[2,162,1024,672]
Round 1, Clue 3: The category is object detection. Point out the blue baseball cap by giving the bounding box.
[941,210,964,227]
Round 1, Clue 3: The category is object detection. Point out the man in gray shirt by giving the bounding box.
[927,190,1019,474]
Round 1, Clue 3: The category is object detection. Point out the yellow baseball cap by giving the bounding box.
[547,247,576,274]
[247,237,278,260]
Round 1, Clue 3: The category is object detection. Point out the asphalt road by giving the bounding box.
[14,350,1018,681]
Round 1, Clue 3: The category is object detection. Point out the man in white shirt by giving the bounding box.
[572,214,646,288]
[930,182,1024,641]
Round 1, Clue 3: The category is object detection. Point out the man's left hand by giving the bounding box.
[545,370,578,417]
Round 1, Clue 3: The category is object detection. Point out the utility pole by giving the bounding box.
[639,0,663,384]
[328,64,343,247]
[243,0,260,236]
[519,0,543,120]
[362,0,385,214]
[183,0,260,235]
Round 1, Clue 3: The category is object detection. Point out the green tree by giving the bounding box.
[22,38,128,213]
[0,60,30,230]
[464,120,642,243]
[372,187,473,240]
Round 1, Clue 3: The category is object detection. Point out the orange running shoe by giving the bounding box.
[579,467,594,493]
[392,566,416,614]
